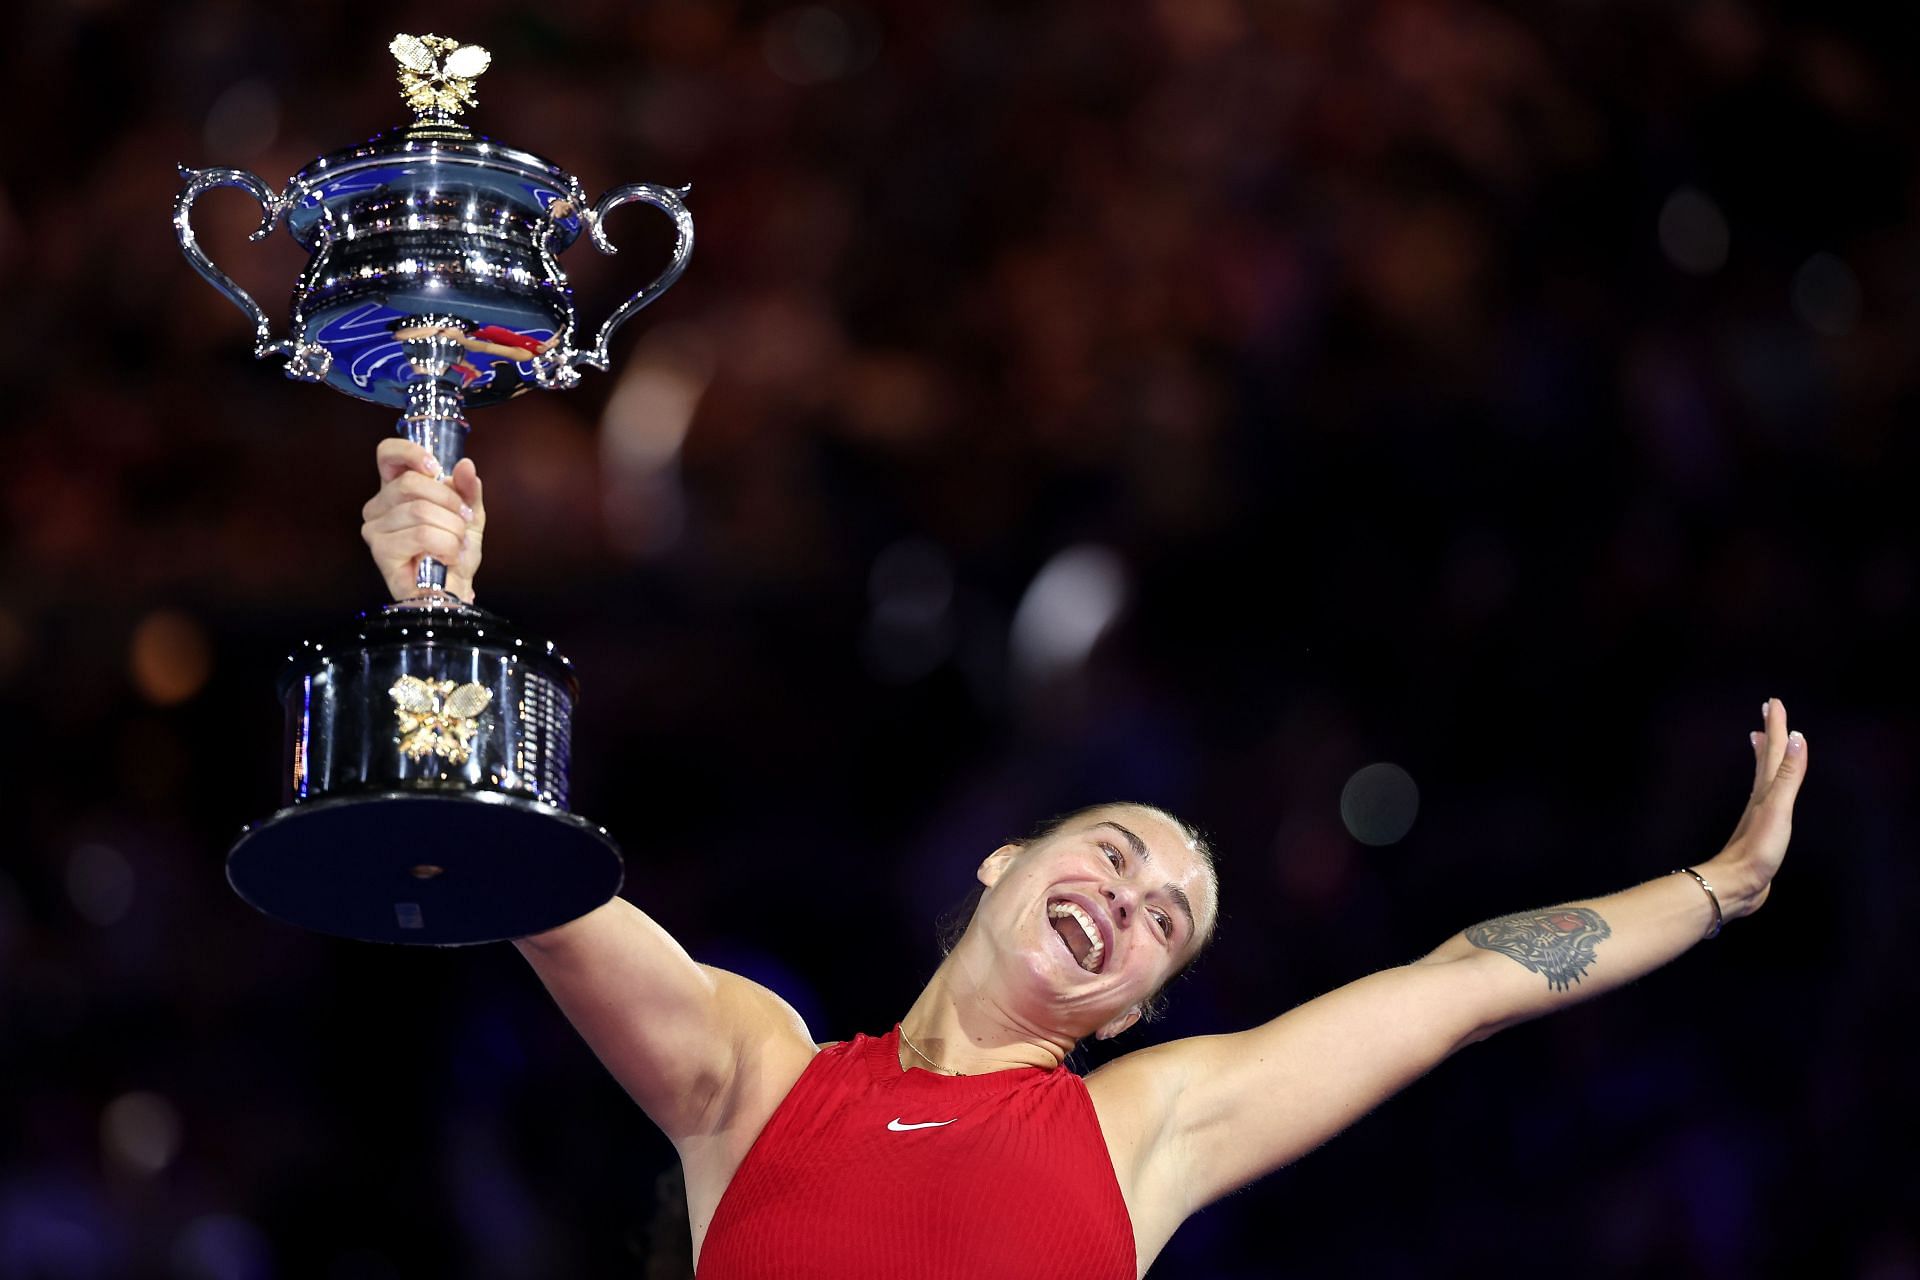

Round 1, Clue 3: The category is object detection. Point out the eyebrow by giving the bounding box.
[1092,821,1196,942]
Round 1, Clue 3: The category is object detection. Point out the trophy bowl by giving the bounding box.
[176,34,692,945]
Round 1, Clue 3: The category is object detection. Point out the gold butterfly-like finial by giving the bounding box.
[390,33,493,119]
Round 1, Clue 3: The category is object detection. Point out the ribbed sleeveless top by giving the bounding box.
[696,1026,1135,1278]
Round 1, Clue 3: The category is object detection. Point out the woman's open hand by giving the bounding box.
[1708,697,1810,918]
[359,439,486,603]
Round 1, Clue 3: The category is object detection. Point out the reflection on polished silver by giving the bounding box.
[395,313,472,592]
[569,184,698,374]
[172,166,334,382]
[172,36,692,412]
[282,602,576,807]
[183,36,660,945]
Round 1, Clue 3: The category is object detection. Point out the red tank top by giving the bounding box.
[696,1026,1136,1279]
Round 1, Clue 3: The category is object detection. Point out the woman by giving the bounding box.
[360,439,1809,1278]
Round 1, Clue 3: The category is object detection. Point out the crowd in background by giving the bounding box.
[1,0,1915,1275]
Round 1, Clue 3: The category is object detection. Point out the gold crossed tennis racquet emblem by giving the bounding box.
[390,33,493,118]
[390,675,493,764]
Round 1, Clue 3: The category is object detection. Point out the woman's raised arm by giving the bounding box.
[359,441,818,1155]
[514,902,816,1151]
[1097,701,1808,1262]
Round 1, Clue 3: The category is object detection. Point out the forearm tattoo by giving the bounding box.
[1465,907,1612,992]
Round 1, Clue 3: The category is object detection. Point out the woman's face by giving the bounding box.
[968,804,1218,1042]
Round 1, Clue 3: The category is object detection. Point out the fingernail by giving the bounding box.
[1788,731,1804,753]
[1761,700,1771,720]
[1749,731,1762,748]
[460,504,474,523]
[424,455,441,477]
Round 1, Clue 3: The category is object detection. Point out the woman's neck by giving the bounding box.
[896,949,1076,1075]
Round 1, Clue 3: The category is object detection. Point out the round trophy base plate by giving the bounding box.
[228,792,624,946]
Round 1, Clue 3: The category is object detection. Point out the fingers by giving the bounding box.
[1752,696,1809,803]
[377,437,442,485]
[447,458,486,529]
[1759,697,1790,788]
[362,467,469,523]
[363,502,466,557]
[368,495,467,540]
[1770,721,1809,807]
[367,441,484,601]
[362,522,463,575]
[370,445,482,522]
[1772,730,1809,805]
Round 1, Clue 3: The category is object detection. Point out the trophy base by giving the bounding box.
[228,791,624,946]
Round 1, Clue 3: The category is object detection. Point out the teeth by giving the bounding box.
[1047,901,1105,973]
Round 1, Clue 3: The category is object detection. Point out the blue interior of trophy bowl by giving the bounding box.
[297,296,567,409]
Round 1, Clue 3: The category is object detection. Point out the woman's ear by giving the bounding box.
[976,843,1021,889]
[1094,1007,1141,1041]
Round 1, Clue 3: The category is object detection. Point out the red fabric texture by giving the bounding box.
[696,1026,1136,1279]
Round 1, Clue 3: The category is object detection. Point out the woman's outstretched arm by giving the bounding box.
[1417,698,1800,1030]
[1098,701,1809,1257]
[361,440,818,1154]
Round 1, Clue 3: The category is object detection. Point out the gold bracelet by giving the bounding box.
[1672,867,1723,939]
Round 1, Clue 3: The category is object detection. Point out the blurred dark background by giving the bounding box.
[2,0,1915,1276]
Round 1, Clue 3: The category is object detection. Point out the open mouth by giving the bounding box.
[1047,900,1106,974]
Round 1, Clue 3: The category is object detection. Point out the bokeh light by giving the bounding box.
[1658,187,1731,276]
[171,1213,272,1280]
[202,79,279,161]
[1009,545,1130,687]
[1792,252,1862,337]
[1339,763,1420,847]
[864,538,955,683]
[763,5,879,85]
[128,610,212,706]
[101,1090,183,1178]
[66,843,135,927]
[600,323,715,558]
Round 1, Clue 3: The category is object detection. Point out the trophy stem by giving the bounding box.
[395,317,474,597]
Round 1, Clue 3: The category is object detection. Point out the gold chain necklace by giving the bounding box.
[898,1024,964,1076]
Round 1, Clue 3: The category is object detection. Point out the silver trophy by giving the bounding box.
[174,34,692,944]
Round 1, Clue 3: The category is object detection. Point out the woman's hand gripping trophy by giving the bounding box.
[359,439,487,604]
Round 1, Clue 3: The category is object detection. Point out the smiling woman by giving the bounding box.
[358,440,1812,1278]
[937,804,1220,1024]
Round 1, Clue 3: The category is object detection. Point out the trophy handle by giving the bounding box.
[551,183,694,377]
[173,165,332,382]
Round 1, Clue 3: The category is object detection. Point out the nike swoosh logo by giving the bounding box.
[887,1117,958,1131]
